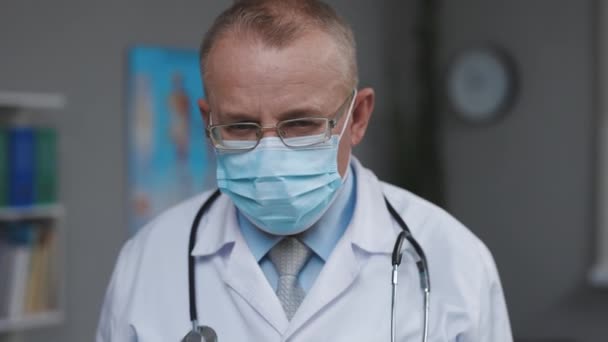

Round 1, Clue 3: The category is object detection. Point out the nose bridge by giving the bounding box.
[259,124,279,137]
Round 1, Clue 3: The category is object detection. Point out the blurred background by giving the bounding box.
[0,0,607,341]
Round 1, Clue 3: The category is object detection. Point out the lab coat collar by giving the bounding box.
[347,157,401,255]
[190,193,239,257]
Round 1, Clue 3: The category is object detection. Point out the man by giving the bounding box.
[97,1,513,341]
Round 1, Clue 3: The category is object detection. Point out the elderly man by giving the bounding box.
[97,1,513,341]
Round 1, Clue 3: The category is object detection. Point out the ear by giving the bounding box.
[198,98,211,126]
[349,87,375,146]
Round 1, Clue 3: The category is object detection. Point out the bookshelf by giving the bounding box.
[0,91,65,334]
[0,92,66,111]
[0,205,65,222]
[0,311,63,332]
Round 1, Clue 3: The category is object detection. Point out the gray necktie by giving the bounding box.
[268,237,312,321]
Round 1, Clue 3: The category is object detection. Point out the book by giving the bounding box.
[45,226,58,310]
[8,127,35,206]
[24,225,54,314]
[0,230,13,318]
[0,128,8,207]
[34,128,57,204]
[5,224,36,318]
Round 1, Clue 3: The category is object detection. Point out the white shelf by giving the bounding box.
[0,91,66,111]
[0,311,63,332]
[0,92,66,335]
[0,204,65,221]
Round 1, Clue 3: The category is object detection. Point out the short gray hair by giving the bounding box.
[199,0,358,89]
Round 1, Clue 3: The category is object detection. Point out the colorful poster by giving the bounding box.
[127,46,215,234]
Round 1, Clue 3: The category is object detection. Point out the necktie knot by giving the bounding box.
[268,237,312,276]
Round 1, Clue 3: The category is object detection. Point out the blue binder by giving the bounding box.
[8,127,35,206]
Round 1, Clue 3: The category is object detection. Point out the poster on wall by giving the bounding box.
[126,46,215,234]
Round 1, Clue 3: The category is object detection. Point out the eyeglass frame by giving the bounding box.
[205,88,357,151]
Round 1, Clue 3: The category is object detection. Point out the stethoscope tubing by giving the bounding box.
[188,189,221,326]
[385,198,431,342]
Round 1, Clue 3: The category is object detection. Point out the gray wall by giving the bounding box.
[438,0,608,341]
[0,1,401,341]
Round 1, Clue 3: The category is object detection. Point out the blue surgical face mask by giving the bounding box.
[215,93,356,235]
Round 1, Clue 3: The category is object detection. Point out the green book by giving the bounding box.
[34,128,57,204]
[0,128,7,207]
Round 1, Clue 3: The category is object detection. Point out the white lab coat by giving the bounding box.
[97,159,513,341]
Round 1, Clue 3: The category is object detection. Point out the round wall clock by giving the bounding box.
[446,47,518,124]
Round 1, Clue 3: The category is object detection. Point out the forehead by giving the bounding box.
[204,29,349,113]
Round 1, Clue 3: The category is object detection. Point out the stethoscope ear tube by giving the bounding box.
[188,190,222,324]
[384,196,430,342]
[384,197,430,290]
[392,232,406,266]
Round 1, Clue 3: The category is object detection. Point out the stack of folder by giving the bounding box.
[0,223,57,318]
[0,125,57,207]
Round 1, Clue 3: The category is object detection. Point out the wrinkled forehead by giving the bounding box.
[203,29,351,111]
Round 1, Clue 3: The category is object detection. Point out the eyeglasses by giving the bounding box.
[207,89,356,151]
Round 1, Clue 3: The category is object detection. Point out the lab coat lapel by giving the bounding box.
[284,159,397,338]
[191,194,288,335]
[283,231,362,338]
[221,236,289,334]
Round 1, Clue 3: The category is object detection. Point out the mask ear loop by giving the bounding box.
[338,89,358,140]
[337,89,358,182]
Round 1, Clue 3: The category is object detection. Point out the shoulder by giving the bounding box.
[99,192,218,306]
[97,191,219,340]
[126,190,217,257]
[354,161,496,277]
[351,156,499,295]
[380,179,500,308]
[379,182,511,338]
[381,181,479,246]
[102,190,219,307]
[381,179,496,277]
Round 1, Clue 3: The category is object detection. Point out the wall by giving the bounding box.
[437,0,608,341]
[0,1,405,341]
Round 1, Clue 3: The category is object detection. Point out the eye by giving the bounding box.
[282,119,323,129]
[228,123,256,131]
[279,118,328,138]
[219,123,259,139]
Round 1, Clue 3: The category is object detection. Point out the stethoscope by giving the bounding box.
[183,189,430,342]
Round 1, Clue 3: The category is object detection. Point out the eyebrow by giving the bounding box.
[214,112,258,123]
[276,108,325,121]
[216,106,326,123]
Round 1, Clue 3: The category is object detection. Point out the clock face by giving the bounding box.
[446,48,516,123]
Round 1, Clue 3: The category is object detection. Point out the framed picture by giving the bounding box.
[126,46,215,234]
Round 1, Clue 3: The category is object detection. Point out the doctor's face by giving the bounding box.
[198,29,374,177]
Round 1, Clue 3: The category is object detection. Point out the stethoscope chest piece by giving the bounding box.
[182,326,218,342]
[182,330,202,342]
[200,326,218,342]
